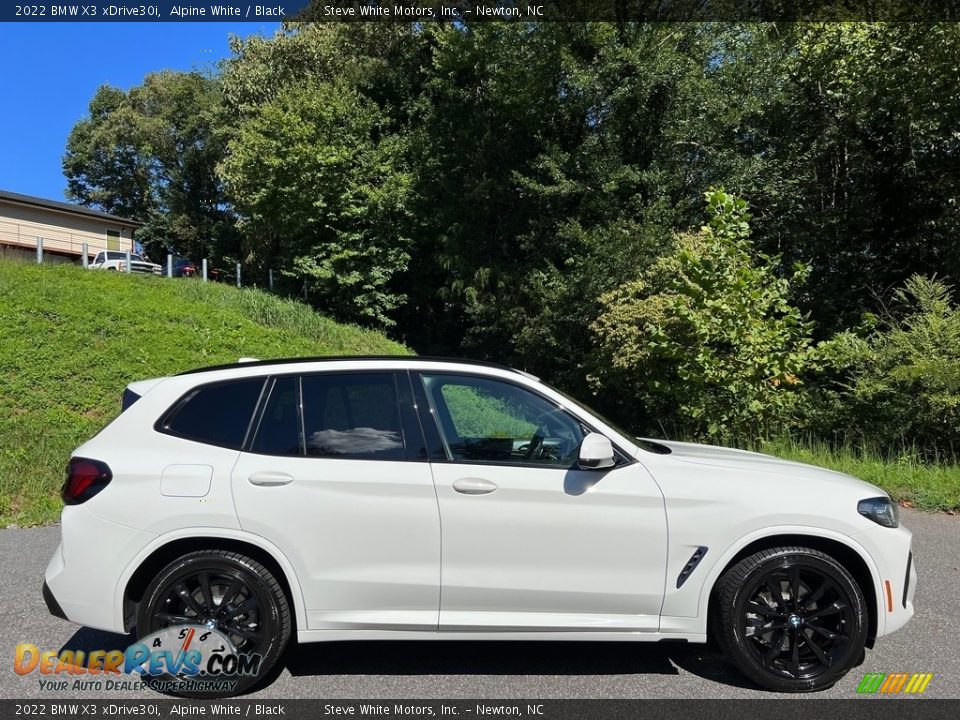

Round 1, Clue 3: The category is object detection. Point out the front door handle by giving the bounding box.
[248,471,294,487]
[452,477,498,495]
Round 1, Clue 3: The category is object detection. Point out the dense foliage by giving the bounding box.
[592,190,815,441]
[61,18,960,459]
[808,276,960,458]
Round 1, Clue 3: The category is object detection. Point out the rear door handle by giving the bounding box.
[248,471,294,487]
[452,477,498,495]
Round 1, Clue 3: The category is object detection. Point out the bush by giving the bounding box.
[590,190,816,442]
[809,275,960,460]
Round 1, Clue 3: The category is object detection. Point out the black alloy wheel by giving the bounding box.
[713,546,868,692]
[136,550,290,697]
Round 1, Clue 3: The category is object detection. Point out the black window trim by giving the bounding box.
[245,375,305,457]
[154,376,268,451]
[411,370,635,470]
[406,369,449,462]
[241,369,429,463]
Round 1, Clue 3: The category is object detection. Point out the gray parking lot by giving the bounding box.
[1,508,956,700]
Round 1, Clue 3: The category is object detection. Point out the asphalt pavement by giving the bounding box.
[1,509,956,700]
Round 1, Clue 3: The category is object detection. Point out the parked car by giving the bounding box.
[44,357,915,696]
[170,256,197,278]
[89,250,162,275]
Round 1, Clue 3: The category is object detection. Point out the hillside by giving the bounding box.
[0,258,410,527]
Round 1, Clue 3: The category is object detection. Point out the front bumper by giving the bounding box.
[856,521,916,637]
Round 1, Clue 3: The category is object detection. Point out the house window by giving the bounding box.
[106,229,121,250]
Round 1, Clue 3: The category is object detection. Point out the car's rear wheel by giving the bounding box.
[135,550,290,697]
[713,546,868,692]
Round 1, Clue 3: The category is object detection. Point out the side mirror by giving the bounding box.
[578,432,616,470]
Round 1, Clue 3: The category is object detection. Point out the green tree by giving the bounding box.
[63,70,236,262]
[404,23,734,374]
[592,190,816,440]
[712,23,960,333]
[810,275,960,459]
[219,81,412,327]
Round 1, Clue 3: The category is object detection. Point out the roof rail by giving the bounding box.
[176,355,524,377]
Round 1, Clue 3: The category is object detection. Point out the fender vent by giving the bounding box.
[676,546,709,588]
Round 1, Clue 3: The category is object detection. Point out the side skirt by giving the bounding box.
[297,629,707,643]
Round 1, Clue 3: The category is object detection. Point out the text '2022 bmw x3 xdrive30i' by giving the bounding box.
[44,356,916,696]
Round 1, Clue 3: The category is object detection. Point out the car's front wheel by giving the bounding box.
[135,550,291,697]
[713,546,869,692]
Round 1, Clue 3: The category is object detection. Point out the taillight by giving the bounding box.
[62,458,112,505]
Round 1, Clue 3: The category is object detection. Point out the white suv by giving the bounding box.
[44,357,916,696]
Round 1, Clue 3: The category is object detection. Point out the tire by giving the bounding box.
[712,546,868,692]
[135,550,291,697]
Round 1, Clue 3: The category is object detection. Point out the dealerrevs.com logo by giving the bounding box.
[856,672,934,695]
[14,625,261,694]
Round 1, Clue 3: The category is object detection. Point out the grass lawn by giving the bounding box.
[0,258,409,527]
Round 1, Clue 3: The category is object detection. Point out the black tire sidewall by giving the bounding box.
[135,552,288,697]
[720,549,869,692]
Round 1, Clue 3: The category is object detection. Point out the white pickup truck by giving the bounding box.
[89,250,162,275]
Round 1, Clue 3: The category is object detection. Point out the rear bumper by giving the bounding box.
[42,581,67,620]
[44,505,154,633]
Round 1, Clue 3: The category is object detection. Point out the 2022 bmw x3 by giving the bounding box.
[44,356,916,695]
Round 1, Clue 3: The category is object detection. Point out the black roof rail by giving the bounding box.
[175,355,522,377]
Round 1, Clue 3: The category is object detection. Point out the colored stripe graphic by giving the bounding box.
[857,672,932,695]
[857,673,886,693]
[888,673,909,693]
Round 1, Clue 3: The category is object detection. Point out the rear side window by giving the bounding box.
[159,378,265,449]
[301,373,405,460]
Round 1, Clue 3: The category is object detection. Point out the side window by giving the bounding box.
[93,252,104,264]
[159,378,265,449]
[250,376,302,456]
[301,373,406,460]
[419,374,585,467]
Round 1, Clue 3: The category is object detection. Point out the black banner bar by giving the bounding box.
[0,700,957,720]
[4,1,960,23]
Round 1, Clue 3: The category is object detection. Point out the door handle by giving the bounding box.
[248,471,294,487]
[452,477,498,495]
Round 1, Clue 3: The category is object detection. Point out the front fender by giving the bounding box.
[661,525,883,635]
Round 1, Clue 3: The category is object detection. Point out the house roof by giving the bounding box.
[0,189,143,227]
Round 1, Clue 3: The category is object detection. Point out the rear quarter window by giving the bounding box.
[157,378,265,449]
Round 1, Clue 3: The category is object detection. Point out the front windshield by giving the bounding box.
[544,381,672,455]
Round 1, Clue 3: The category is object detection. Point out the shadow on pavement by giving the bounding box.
[57,629,761,694]
[281,639,757,689]
[58,626,133,656]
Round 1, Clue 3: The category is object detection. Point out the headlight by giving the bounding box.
[858,496,899,528]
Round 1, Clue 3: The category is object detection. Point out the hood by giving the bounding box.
[640,438,885,496]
